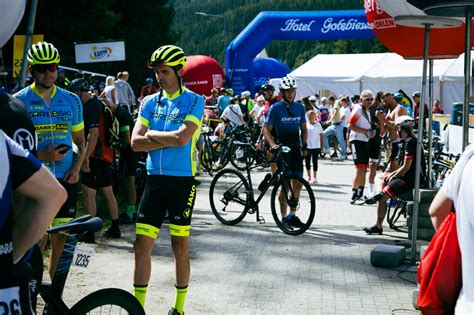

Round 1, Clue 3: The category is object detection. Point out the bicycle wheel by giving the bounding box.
[200,140,214,175]
[230,145,255,171]
[211,140,229,171]
[270,175,315,235]
[386,199,407,231]
[70,288,145,314]
[209,168,249,225]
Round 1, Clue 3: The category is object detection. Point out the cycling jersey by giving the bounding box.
[265,100,306,146]
[14,83,84,179]
[138,88,204,176]
[0,131,41,302]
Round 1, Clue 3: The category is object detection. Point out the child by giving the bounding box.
[305,110,324,183]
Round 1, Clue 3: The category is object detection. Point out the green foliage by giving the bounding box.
[170,0,388,70]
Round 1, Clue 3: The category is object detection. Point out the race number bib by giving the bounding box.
[0,286,21,314]
[236,147,244,159]
[72,244,95,268]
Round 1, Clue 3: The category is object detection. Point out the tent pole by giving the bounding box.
[18,0,38,89]
[411,22,431,265]
[463,10,472,151]
[427,59,434,188]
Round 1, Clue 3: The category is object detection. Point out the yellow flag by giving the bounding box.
[13,34,44,78]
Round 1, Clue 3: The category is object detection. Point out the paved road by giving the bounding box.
[62,158,424,314]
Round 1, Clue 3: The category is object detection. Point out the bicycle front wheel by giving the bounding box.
[209,169,250,225]
[270,175,315,235]
[70,288,145,314]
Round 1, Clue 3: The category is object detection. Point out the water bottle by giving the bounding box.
[258,173,272,191]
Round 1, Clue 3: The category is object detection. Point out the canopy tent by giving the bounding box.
[289,52,471,113]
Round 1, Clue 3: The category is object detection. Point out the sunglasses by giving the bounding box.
[364,97,374,102]
[32,64,58,73]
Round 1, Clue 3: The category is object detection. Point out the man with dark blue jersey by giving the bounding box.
[14,42,86,280]
[0,130,66,314]
[263,75,308,228]
[131,45,204,315]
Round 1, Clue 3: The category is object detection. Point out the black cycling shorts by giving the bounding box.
[350,140,369,168]
[81,157,112,190]
[54,180,78,225]
[383,177,413,199]
[136,175,197,238]
[118,146,139,177]
[368,135,382,162]
[281,146,304,177]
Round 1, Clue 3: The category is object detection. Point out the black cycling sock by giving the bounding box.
[357,186,364,197]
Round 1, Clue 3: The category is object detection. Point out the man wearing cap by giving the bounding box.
[56,68,70,89]
[251,95,266,127]
[217,88,232,116]
[140,77,159,100]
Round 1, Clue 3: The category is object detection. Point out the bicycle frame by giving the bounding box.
[236,146,294,224]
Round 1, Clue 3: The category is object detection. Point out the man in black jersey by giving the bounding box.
[363,116,422,235]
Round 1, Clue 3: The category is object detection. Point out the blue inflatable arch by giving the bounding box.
[226,10,375,94]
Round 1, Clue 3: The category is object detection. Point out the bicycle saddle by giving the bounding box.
[47,215,103,234]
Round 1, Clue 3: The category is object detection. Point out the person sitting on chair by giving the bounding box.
[363,116,423,235]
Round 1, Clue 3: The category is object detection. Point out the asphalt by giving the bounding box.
[62,157,426,315]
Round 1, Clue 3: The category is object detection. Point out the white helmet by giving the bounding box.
[241,90,251,97]
[278,75,298,90]
[309,95,317,101]
[395,115,415,128]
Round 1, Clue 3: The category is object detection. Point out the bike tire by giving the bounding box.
[200,141,214,176]
[209,168,249,225]
[70,288,145,314]
[270,175,315,235]
[211,140,230,171]
[230,145,255,171]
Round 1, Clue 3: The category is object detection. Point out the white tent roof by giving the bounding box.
[289,52,469,113]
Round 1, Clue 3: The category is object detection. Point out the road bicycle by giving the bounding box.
[18,215,145,314]
[209,145,315,235]
[200,124,250,175]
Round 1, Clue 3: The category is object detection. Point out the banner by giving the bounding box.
[13,34,44,78]
[74,41,125,63]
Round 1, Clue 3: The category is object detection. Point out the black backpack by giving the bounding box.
[101,101,121,149]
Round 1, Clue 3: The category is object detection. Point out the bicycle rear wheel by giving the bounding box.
[209,169,249,225]
[70,288,145,314]
[270,175,315,235]
[230,144,255,171]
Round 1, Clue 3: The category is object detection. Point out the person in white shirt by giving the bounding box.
[305,110,324,183]
[99,76,117,105]
[220,99,245,129]
[348,90,375,204]
[250,95,265,127]
[429,145,474,314]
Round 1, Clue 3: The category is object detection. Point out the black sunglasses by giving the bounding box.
[364,97,374,102]
[32,64,58,73]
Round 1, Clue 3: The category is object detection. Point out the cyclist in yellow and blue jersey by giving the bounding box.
[14,42,86,281]
[131,45,204,315]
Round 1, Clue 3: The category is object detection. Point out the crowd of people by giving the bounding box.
[1,39,471,315]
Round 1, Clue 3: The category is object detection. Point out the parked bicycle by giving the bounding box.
[209,145,316,235]
[17,215,145,314]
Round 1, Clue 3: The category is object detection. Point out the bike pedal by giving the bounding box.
[247,208,256,214]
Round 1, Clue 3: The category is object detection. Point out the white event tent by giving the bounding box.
[285,52,471,114]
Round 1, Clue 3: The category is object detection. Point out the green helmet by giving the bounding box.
[148,45,187,69]
[27,42,60,65]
